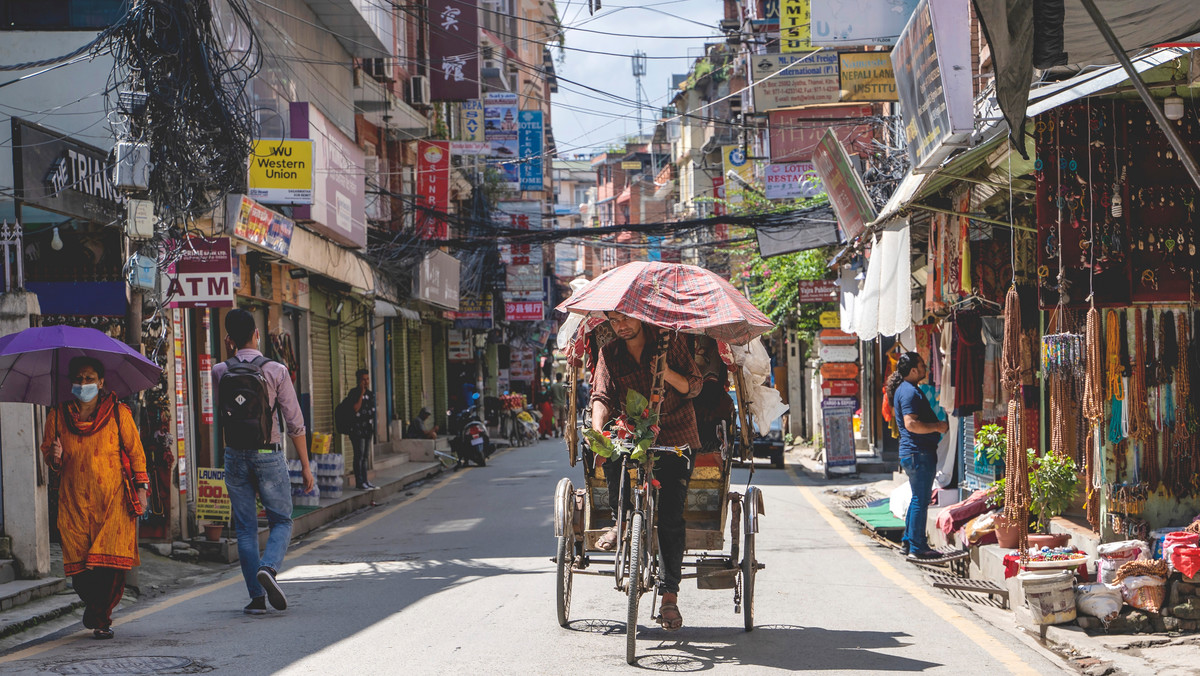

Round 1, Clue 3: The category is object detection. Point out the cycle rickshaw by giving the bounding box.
[550,262,772,665]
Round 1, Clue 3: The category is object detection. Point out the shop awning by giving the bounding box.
[374,299,419,320]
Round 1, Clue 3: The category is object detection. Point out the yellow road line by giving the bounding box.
[0,469,465,664]
[787,467,1038,676]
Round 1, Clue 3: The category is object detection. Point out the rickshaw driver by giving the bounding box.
[591,311,703,632]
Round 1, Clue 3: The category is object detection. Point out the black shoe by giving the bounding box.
[257,567,287,610]
[364,482,378,490]
[907,548,941,561]
[92,628,114,639]
[243,596,267,615]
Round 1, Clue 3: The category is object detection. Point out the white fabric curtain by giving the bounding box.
[851,219,913,341]
[852,234,882,341]
[838,266,860,334]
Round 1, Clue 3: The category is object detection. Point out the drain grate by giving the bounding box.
[317,553,420,564]
[50,656,194,674]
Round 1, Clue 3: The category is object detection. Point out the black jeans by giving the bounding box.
[605,452,692,595]
[350,435,371,486]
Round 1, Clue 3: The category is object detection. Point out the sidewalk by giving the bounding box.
[0,453,443,647]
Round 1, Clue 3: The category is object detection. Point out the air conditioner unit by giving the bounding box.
[408,76,431,106]
[482,59,501,71]
[363,58,390,81]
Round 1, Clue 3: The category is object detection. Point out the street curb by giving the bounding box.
[0,596,84,641]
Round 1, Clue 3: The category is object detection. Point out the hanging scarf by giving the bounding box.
[59,392,119,437]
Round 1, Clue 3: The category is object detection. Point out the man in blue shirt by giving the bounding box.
[887,352,949,560]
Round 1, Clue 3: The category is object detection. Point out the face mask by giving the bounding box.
[71,383,99,403]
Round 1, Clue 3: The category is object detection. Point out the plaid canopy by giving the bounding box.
[555,261,774,347]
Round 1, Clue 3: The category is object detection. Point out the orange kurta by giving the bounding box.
[41,404,148,576]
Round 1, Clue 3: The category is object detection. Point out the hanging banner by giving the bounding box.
[838,52,899,101]
[712,175,727,216]
[764,162,821,200]
[721,145,753,204]
[417,140,450,240]
[247,139,313,204]
[750,53,840,110]
[811,129,877,241]
[811,0,918,47]
[505,299,544,322]
[518,110,544,191]
[167,237,235,309]
[891,0,973,171]
[797,279,838,303]
[485,92,520,190]
[780,0,811,52]
[172,310,187,488]
[200,311,214,425]
[768,104,874,162]
[454,293,494,329]
[461,99,484,141]
[429,0,479,101]
[495,201,542,292]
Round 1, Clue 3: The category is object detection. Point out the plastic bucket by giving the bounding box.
[1018,570,1076,625]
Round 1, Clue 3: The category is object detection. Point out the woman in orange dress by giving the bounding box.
[40,357,148,639]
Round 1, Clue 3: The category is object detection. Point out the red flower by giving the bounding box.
[602,430,611,438]
[641,408,650,418]
[651,479,661,489]
[650,425,660,436]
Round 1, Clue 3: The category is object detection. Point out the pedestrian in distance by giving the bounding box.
[346,368,377,490]
[591,311,703,632]
[212,309,314,615]
[40,357,149,639]
[547,372,569,438]
[406,407,438,439]
[886,351,949,560]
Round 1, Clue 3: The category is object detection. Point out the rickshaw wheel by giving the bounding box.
[742,514,756,632]
[626,512,645,665]
[556,534,573,627]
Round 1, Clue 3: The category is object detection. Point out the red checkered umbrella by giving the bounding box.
[555,261,773,346]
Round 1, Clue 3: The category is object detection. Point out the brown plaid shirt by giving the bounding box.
[591,329,702,449]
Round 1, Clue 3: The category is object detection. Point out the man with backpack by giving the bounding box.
[212,309,313,615]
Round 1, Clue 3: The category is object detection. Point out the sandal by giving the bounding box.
[658,603,683,632]
[596,526,619,551]
[93,628,114,640]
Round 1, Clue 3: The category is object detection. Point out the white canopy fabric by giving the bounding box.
[838,266,859,335]
[852,234,881,341]
[852,219,913,341]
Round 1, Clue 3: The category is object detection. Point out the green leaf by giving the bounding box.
[583,429,615,459]
[632,438,654,462]
[625,390,650,419]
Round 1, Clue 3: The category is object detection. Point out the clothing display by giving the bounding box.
[952,310,985,417]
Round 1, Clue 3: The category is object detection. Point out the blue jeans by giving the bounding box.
[224,448,294,600]
[899,453,936,552]
[350,435,371,487]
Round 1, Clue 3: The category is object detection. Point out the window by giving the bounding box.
[1,0,124,29]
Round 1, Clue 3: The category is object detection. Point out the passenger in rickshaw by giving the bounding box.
[590,311,703,632]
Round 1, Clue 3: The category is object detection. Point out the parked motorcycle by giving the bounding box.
[447,403,493,467]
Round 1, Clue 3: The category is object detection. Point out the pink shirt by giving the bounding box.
[211,349,307,443]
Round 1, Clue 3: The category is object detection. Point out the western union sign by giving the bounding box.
[248,139,313,205]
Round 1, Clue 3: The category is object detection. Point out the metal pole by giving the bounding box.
[1077,0,1200,191]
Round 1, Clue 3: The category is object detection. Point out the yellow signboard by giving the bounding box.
[196,467,231,521]
[780,0,811,52]
[248,139,314,205]
[819,310,840,328]
[621,161,643,170]
[721,145,754,204]
[839,52,898,101]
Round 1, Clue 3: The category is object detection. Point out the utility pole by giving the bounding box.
[632,51,648,141]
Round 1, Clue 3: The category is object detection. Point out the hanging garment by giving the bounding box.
[953,310,985,417]
[981,317,1005,415]
[938,322,956,412]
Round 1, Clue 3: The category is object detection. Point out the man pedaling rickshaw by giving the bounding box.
[590,310,702,632]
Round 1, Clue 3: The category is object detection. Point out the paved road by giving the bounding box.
[0,440,1071,674]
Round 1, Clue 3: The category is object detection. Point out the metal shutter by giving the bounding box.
[391,319,410,425]
[310,316,334,440]
[338,316,365,464]
[432,325,448,430]
[408,326,424,417]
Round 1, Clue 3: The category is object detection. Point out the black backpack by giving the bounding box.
[218,356,277,449]
[335,392,358,436]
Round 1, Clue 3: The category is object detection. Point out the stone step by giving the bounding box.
[0,560,14,585]
[372,450,412,474]
[0,577,67,614]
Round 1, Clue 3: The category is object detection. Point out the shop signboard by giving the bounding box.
[819,309,841,328]
[415,249,461,310]
[447,329,473,362]
[810,0,918,47]
[505,299,544,322]
[518,110,544,191]
[768,104,873,162]
[780,0,811,52]
[821,396,857,468]
[247,139,313,204]
[496,201,543,292]
[811,128,876,241]
[621,161,642,170]
[750,53,840,111]
[818,344,859,362]
[756,0,779,24]
[797,279,837,303]
[451,141,490,155]
[167,237,235,309]
[819,328,857,344]
[195,467,231,520]
[226,195,293,256]
[890,0,973,171]
[460,99,485,141]
[510,346,536,381]
[838,52,898,101]
[289,102,367,249]
[485,92,520,190]
[722,145,754,204]
[820,362,859,379]
[712,175,726,216]
[417,140,450,240]
[821,379,859,398]
[455,293,494,329]
[765,162,821,199]
[429,0,480,101]
[12,118,124,223]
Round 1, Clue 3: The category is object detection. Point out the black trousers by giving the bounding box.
[350,435,371,486]
[73,567,126,630]
[605,452,692,595]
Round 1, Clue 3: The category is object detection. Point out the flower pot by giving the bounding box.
[203,523,224,542]
[995,515,1021,549]
[1027,533,1070,550]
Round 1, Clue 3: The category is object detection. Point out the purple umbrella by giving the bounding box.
[0,325,162,406]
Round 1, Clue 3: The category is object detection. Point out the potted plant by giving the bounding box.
[985,477,1024,549]
[973,424,1006,469]
[203,521,225,542]
[1027,449,1078,548]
